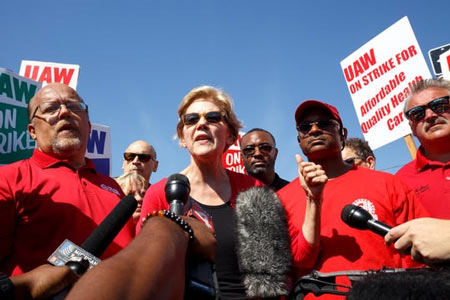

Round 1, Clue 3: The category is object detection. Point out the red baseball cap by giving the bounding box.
[295,100,343,128]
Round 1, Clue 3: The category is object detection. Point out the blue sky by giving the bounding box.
[2,0,449,183]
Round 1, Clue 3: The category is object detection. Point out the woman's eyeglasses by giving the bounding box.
[123,152,153,163]
[242,144,274,156]
[182,111,225,126]
[405,96,449,122]
[296,120,339,135]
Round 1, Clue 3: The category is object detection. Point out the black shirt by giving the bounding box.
[270,173,290,191]
[196,201,248,300]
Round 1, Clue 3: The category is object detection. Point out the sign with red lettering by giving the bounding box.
[340,16,431,150]
[0,68,41,164]
[440,49,450,81]
[19,60,80,89]
[222,132,246,174]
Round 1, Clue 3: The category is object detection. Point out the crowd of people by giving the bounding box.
[0,78,449,299]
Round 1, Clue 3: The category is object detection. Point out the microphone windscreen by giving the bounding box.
[81,195,137,257]
[235,186,292,298]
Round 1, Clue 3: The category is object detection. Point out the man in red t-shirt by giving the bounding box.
[277,99,429,299]
[395,78,450,218]
[0,83,135,298]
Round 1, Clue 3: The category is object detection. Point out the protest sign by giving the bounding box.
[428,43,450,77]
[222,132,246,174]
[18,60,110,175]
[440,49,450,81]
[340,16,431,150]
[19,60,80,89]
[0,68,41,164]
[86,123,111,176]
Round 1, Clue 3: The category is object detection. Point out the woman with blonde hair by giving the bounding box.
[138,86,263,299]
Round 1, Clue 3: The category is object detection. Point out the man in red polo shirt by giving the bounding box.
[0,83,135,278]
[396,78,450,218]
[277,100,428,299]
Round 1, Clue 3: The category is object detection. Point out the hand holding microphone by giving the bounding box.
[164,173,219,300]
[385,218,450,264]
[182,217,216,262]
[48,195,137,299]
[49,195,138,272]
[9,264,79,300]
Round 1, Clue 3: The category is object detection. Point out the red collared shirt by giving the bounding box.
[396,146,450,218]
[0,149,135,275]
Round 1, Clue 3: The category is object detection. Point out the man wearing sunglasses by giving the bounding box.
[121,140,158,186]
[0,83,135,298]
[240,128,290,191]
[396,78,450,219]
[341,137,376,169]
[277,100,428,297]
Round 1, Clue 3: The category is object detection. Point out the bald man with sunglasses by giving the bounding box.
[122,140,158,185]
[396,78,450,219]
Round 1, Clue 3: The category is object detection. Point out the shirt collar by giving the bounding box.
[415,146,449,171]
[31,148,97,172]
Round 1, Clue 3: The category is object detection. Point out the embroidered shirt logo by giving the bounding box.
[415,185,429,194]
[100,184,121,196]
[352,198,378,220]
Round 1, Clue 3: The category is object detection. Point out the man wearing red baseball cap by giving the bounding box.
[277,99,429,299]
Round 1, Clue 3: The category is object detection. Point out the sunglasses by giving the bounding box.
[405,96,449,122]
[344,156,364,164]
[123,152,153,163]
[182,111,226,126]
[242,144,275,156]
[296,120,339,135]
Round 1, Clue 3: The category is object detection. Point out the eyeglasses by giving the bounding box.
[296,120,339,135]
[405,96,449,122]
[31,101,88,120]
[123,152,154,163]
[344,156,364,164]
[242,144,275,156]
[182,111,226,126]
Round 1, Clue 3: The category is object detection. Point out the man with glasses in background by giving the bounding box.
[341,137,376,169]
[240,128,289,191]
[0,83,135,298]
[121,140,158,186]
[396,78,450,219]
[276,100,428,298]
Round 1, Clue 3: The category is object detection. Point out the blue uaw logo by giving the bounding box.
[352,199,378,220]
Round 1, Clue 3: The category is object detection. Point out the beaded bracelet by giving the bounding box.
[142,210,194,242]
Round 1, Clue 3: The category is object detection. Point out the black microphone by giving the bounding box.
[165,173,190,215]
[81,195,137,257]
[235,186,292,298]
[341,204,392,237]
[164,173,218,300]
[50,195,137,300]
